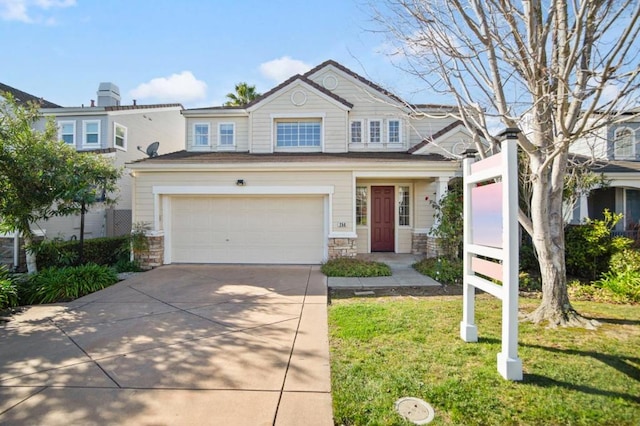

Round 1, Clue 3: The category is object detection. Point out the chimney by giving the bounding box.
[90,99,95,107]
[96,82,121,107]
[133,99,137,106]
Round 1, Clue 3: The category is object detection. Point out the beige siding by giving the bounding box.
[133,169,353,232]
[249,83,348,153]
[356,228,369,253]
[414,180,437,230]
[397,228,412,253]
[185,116,250,152]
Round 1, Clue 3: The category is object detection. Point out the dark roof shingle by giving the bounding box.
[0,82,61,108]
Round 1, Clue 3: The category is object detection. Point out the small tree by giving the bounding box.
[430,179,463,259]
[224,82,261,106]
[0,94,120,273]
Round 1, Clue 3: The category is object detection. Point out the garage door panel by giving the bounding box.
[171,196,324,264]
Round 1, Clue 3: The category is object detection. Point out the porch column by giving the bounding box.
[434,177,450,227]
[579,194,589,222]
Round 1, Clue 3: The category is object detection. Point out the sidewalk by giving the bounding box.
[328,254,441,289]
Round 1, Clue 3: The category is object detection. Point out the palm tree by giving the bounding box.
[224,82,261,106]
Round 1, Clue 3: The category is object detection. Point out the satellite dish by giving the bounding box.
[137,141,160,158]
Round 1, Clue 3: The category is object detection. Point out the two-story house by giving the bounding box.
[569,115,640,235]
[0,82,185,270]
[129,60,479,267]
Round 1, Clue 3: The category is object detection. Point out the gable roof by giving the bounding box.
[246,74,353,110]
[0,82,61,108]
[304,59,407,106]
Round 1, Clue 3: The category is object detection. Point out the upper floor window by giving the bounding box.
[369,120,381,143]
[218,123,235,147]
[114,123,127,150]
[83,120,100,146]
[58,121,75,145]
[350,120,363,143]
[388,120,401,144]
[276,120,321,147]
[356,186,368,226]
[614,128,634,158]
[194,123,210,146]
[398,186,410,226]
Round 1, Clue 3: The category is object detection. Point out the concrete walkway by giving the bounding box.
[328,253,441,289]
[0,265,333,426]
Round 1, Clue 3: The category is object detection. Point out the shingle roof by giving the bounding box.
[104,103,183,111]
[132,150,451,164]
[0,82,61,108]
[570,153,640,174]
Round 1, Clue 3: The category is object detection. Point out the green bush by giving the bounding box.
[565,210,632,280]
[596,269,640,303]
[609,249,640,273]
[0,265,19,310]
[34,236,129,269]
[26,263,118,304]
[429,179,463,260]
[413,257,462,285]
[519,271,542,291]
[321,257,391,277]
[112,258,143,273]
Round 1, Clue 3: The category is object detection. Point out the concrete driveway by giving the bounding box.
[0,265,333,425]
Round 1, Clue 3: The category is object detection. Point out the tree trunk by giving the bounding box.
[523,152,599,328]
[23,232,38,275]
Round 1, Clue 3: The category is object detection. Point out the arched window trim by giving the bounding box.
[614,127,635,159]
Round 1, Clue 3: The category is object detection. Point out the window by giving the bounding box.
[58,121,75,145]
[350,120,363,143]
[194,123,210,146]
[218,123,235,147]
[276,120,321,147]
[83,120,100,146]
[614,128,634,158]
[398,186,410,226]
[369,120,381,143]
[388,119,401,144]
[114,123,127,150]
[356,186,368,226]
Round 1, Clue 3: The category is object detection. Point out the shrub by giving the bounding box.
[430,179,463,260]
[519,271,541,292]
[609,249,640,273]
[565,210,632,280]
[413,257,462,285]
[595,269,640,303]
[27,263,118,304]
[321,257,391,277]
[0,265,19,310]
[34,236,129,269]
[113,258,143,273]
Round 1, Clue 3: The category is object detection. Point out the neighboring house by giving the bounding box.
[569,116,640,236]
[0,82,185,270]
[129,60,480,267]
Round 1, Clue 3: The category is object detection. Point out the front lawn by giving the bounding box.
[329,294,640,425]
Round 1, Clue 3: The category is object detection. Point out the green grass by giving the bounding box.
[321,257,392,277]
[329,295,640,425]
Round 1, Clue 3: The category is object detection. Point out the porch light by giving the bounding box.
[236,179,246,186]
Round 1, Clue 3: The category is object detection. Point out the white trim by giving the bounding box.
[152,185,334,196]
[113,122,127,151]
[270,112,327,119]
[614,126,635,159]
[387,118,403,145]
[247,80,351,112]
[413,228,430,234]
[217,122,235,150]
[82,120,101,147]
[58,120,76,145]
[368,119,382,143]
[193,122,211,147]
[350,119,363,144]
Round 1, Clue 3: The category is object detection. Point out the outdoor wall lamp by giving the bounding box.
[236,179,246,186]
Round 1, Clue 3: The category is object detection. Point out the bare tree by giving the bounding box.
[373,0,640,327]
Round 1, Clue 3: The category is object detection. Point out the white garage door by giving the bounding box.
[170,196,325,264]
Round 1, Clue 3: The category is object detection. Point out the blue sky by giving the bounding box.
[0,0,441,108]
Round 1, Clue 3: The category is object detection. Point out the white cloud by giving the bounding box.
[0,0,75,23]
[259,56,312,83]
[129,71,208,104]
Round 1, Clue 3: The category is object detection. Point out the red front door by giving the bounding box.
[371,186,395,252]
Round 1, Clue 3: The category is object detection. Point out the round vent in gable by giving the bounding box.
[322,74,338,90]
